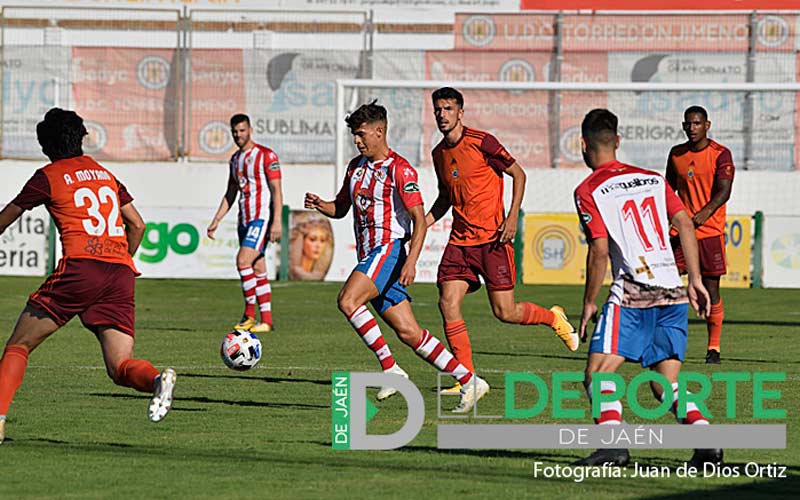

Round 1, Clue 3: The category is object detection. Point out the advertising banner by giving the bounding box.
[133,207,277,280]
[608,52,796,171]
[762,215,800,288]
[243,50,362,164]
[523,213,751,287]
[456,13,797,53]
[0,206,49,276]
[423,51,607,169]
[1,47,70,159]
[72,47,178,161]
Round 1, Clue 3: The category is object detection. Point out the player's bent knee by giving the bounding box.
[492,305,515,323]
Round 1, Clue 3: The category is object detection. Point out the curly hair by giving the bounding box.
[36,108,87,161]
[288,213,334,281]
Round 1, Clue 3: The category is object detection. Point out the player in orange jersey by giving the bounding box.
[666,106,734,364]
[0,109,176,444]
[426,87,578,394]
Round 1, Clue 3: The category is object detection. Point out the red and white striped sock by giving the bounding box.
[660,382,709,425]
[254,272,272,326]
[587,379,622,425]
[414,329,473,385]
[347,305,395,370]
[238,267,257,319]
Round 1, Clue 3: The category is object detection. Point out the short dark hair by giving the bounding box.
[581,108,618,152]
[36,108,87,161]
[684,105,708,121]
[432,87,464,108]
[230,113,251,127]
[345,100,387,131]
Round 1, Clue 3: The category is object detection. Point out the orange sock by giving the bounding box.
[521,302,556,326]
[707,300,724,352]
[444,320,474,373]
[0,344,30,416]
[116,358,160,393]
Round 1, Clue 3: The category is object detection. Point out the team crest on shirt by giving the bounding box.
[376,168,387,183]
[687,168,694,179]
[238,175,247,188]
[355,189,373,213]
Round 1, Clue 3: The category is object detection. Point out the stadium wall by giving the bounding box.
[1,160,798,215]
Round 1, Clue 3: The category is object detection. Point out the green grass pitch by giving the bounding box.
[0,277,797,499]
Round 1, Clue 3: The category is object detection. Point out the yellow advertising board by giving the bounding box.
[522,213,751,288]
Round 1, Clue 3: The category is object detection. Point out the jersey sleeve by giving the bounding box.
[117,180,134,206]
[663,178,686,220]
[479,133,516,173]
[574,185,607,240]
[665,150,678,190]
[263,148,282,181]
[393,162,423,210]
[715,148,735,181]
[11,169,51,210]
[335,163,354,207]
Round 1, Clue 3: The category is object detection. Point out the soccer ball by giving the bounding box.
[220,330,262,371]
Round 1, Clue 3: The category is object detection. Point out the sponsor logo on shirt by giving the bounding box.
[268,161,281,171]
[403,182,420,193]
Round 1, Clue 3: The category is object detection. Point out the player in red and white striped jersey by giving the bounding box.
[306,101,489,413]
[208,114,283,334]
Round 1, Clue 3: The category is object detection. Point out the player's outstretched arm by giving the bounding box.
[304,192,349,219]
[0,203,24,236]
[399,204,427,287]
[498,163,526,243]
[672,210,711,318]
[268,178,283,242]
[208,171,238,240]
[580,236,608,342]
[121,202,146,256]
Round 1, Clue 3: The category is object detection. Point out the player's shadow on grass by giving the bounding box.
[473,350,584,362]
[89,392,327,410]
[180,372,330,386]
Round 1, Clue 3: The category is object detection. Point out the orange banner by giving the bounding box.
[72,47,178,161]
[188,49,246,160]
[423,51,607,168]
[456,13,797,52]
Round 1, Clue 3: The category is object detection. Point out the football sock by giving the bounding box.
[347,305,395,370]
[115,359,160,393]
[521,302,556,326]
[707,300,724,352]
[587,379,622,425]
[0,345,29,416]
[414,329,473,385]
[238,266,257,319]
[444,320,474,373]
[254,272,273,326]
[659,382,709,425]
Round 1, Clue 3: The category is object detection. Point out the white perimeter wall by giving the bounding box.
[2,160,799,217]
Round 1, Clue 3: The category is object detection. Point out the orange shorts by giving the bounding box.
[437,241,516,292]
[671,234,727,277]
[28,258,136,336]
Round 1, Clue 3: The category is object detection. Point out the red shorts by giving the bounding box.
[437,241,516,293]
[28,258,136,336]
[671,234,727,277]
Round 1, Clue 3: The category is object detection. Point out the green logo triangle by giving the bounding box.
[366,400,379,423]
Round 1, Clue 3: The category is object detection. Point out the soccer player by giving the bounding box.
[305,101,489,413]
[426,87,578,394]
[208,114,283,334]
[666,106,734,364]
[573,109,718,467]
[0,108,176,443]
